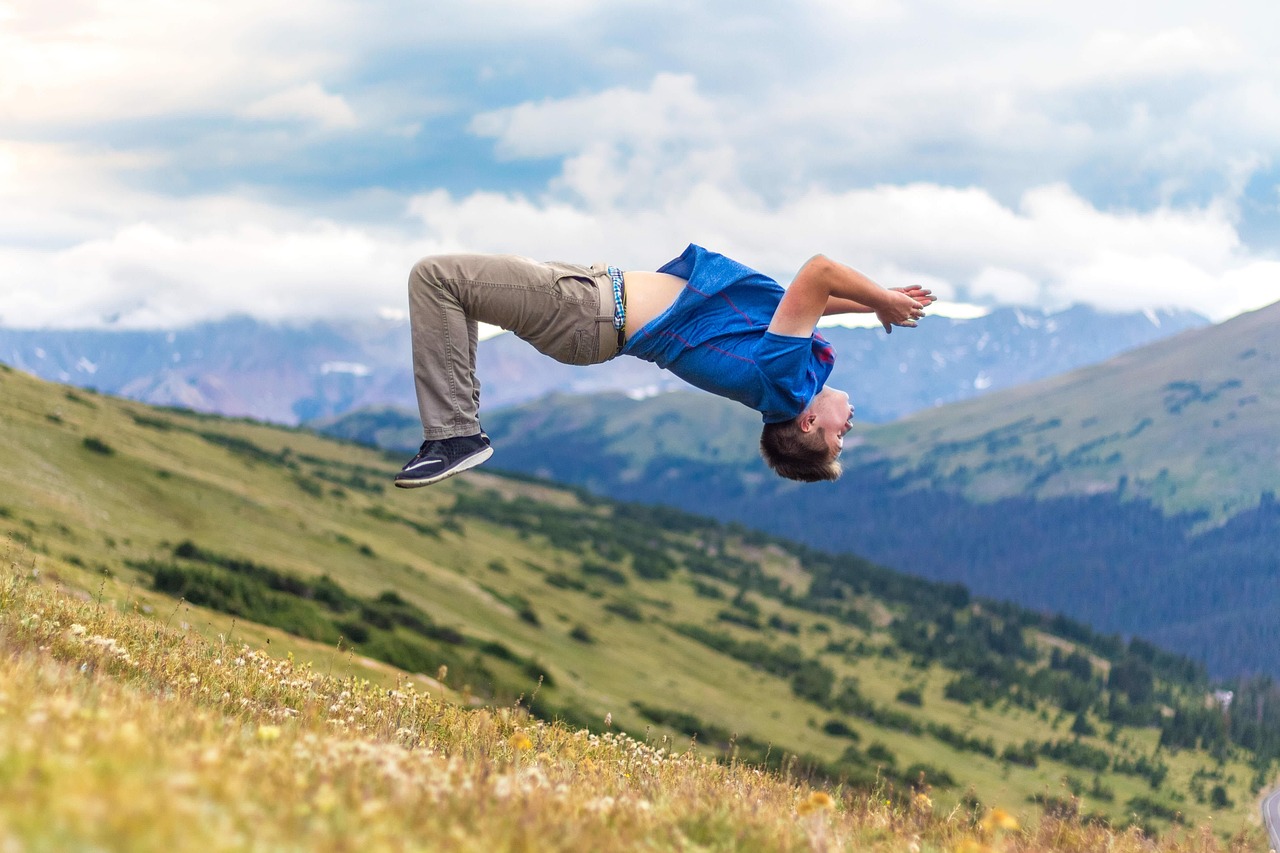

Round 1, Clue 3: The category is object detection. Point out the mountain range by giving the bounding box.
[319,302,1280,677]
[0,304,1205,426]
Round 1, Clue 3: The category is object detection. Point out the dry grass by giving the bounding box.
[0,553,1262,852]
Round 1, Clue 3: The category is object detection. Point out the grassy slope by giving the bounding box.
[10,560,1263,853]
[0,364,1265,840]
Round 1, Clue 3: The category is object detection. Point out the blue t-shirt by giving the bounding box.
[621,244,836,423]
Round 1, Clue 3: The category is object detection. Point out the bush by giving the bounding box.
[1126,795,1183,824]
[790,660,835,705]
[605,599,643,622]
[337,619,371,643]
[1002,741,1038,768]
[82,436,114,455]
[1039,739,1109,772]
[690,579,725,599]
[545,572,586,591]
[821,719,860,740]
[580,561,628,586]
[767,614,800,634]
[630,548,676,581]
[866,742,897,766]
[903,762,955,789]
[716,609,762,630]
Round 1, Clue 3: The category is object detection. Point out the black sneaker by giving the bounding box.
[394,434,493,488]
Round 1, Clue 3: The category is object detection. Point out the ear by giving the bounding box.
[797,411,818,434]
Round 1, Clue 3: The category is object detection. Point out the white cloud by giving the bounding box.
[0,215,419,328]
[399,176,1278,323]
[1078,27,1241,81]
[5,141,1274,329]
[3,1,1280,331]
[470,73,719,159]
[242,83,357,129]
[970,268,1041,305]
[0,0,355,126]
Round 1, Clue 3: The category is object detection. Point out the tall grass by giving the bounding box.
[0,551,1257,852]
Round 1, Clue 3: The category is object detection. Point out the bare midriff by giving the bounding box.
[622,271,687,341]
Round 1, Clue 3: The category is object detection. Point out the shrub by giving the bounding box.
[580,561,627,586]
[690,579,725,599]
[866,742,897,766]
[903,762,956,789]
[1002,741,1038,768]
[821,719,860,740]
[605,600,643,622]
[81,437,114,456]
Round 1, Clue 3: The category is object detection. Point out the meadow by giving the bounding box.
[0,550,1259,852]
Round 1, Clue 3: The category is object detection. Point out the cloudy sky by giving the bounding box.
[2,0,1279,329]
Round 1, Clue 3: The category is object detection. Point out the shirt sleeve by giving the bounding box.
[752,331,824,423]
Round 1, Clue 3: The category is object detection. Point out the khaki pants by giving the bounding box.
[408,254,621,440]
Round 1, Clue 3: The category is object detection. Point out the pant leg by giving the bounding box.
[407,253,618,440]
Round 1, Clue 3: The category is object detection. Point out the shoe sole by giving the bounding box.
[393,445,493,488]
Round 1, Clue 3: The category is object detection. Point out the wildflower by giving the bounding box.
[509,732,533,752]
[912,791,933,812]
[437,665,448,682]
[797,791,834,816]
[584,796,616,814]
[604,712,612,728]
[314,784,339,814]
[69,624,87,637]
[256,725,282,743]
[980,807,1019,834]
[956,839,991,853]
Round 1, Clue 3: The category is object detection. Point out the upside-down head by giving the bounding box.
[759,387,853,483]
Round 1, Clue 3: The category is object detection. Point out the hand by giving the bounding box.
[891,284,936,308]
[876,289,926,334]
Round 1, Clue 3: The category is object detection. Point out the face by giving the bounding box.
[802,387,854,458]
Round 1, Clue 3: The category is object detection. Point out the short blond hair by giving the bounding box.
[759,419,842,482]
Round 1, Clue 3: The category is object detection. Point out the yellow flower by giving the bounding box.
[797,791,834,816]
[314,784,338,814]
[980,807,1019,834]
[955,839,991,853]
[256,724,282,743]
[509,732,533,751]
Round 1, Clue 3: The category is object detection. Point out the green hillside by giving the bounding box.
[858,301,1280,521]
[0,363,1271,839]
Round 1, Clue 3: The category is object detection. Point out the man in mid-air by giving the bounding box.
[396,244,933,487]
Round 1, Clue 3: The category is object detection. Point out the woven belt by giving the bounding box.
[607,266,627,351]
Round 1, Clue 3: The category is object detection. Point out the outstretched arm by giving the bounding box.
[823,285,935,316]
[769,255,927,337]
